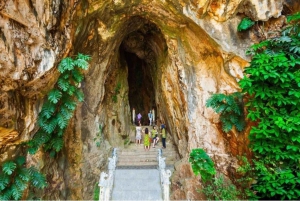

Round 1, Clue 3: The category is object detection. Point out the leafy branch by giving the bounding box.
[94,124,103,147]
[238,12,300,200]
[0,156,47,200]
[189,149,240,200]
[28,53,90,157]
[238,17,255,31]
[0,53,90,200]
[206,92,246,132]
[112,82,121,103]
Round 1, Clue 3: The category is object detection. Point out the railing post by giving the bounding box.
[158,149,172,201]
[98,148,118,201]
[99,172,108,201]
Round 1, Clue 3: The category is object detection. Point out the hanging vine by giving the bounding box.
[0,53,90,200]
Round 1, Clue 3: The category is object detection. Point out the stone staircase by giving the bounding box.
[117,126,179,168]
[111,132,179,200]
[117,145,158,168]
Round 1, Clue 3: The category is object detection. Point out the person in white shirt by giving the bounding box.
[135,122,142,145]
[152,108,155,125]
[132,107,135,125]
[148,111,153,126]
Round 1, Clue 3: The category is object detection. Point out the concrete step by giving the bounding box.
[112,190,162,200]
[117,161,158,167]
[111,169,162,200]
[118,158,157,163]
[118,151,158,156]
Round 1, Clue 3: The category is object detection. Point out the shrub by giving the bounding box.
[238,12,300,199]
[206,92,245,132]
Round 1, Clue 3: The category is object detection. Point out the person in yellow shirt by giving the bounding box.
[151,126,159,148]
[143,128,150,151]
[161,124,166,149]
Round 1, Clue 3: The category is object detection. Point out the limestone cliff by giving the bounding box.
[0,0,298,199]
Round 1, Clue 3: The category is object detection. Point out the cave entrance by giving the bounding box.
[119,19,166,125]
[124,51,155,125]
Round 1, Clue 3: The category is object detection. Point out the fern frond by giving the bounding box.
[32,130,51,146]
[74,89,84,102]
[222,119,233,132]
[15,177,27,191]
[0,188,12,200]
[76,53,91,61]
[62,73,70,79]
[58,57,74,73]
[57,113,68,129]
[42,117,57,134]
[229,115,239,124]
[18,168,30,182]
[50,137,64,152]
[60,106,73,120]
[0,173,10,190]
[289,45,300,54]
[11,184,22,200]
[40,101,56,119]
[48,89,62,104]
[38,115,46,129]
[2,161,16,175]
[67,85,76,96]
[273,36,292,43]
[57,129,65,137]
[236,118,246,132]
[58,77,70,92]
[74,59,89,70]
[28,166,47,189]
[206,94,226,109]
[72,68,84,83]
[215,104,227,114]
[231,102,242,115]
[63,98,77,111]
[225,96,234,106]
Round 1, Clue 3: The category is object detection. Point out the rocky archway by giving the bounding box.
[88,17,169,147]
[70,5,233,197]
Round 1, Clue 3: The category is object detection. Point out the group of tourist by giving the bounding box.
[132,108,156,126]
[132,107,167,150]
[135,124,167,150]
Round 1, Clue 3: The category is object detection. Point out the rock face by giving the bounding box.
[0,0,297,199]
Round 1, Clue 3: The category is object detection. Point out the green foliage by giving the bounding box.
[287,12,300,23]
[201,174,240,200]
[28,53,90,156]
[28,167,47,189]
[112,82,121,103]
[0,156,47,200]
[238,17,255,31]
[2,161,17,175]
[48,89,62,104]
[206,92,246,132]
[16,53,89,200]
[189,149,241,200]
[94,124,103,147]
[238,12,300,199]
[93,182,100,200]
[189,148,216,182]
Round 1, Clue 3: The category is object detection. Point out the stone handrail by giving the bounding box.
[99,148,118,201]
[158,149,172,201]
